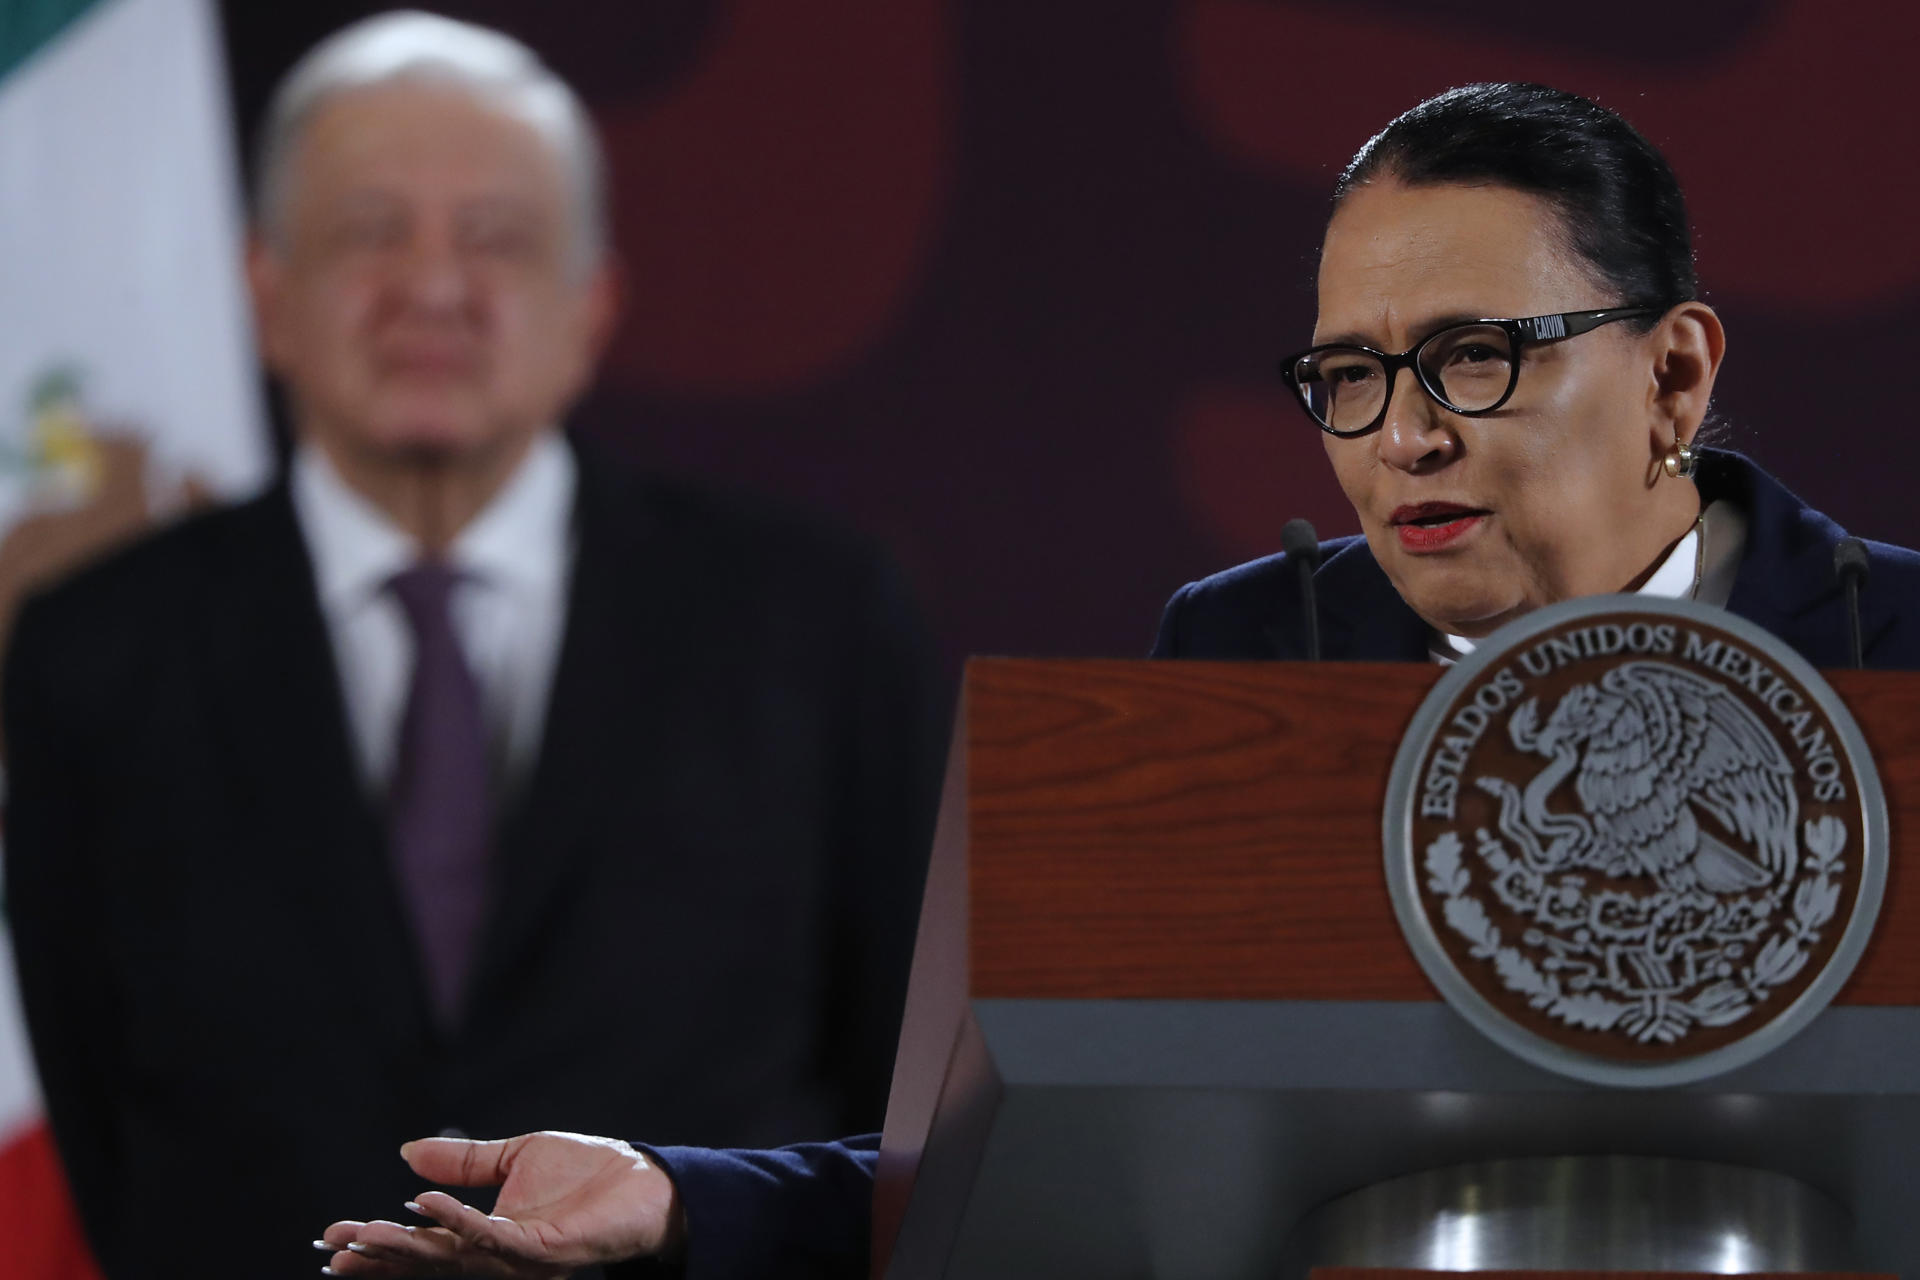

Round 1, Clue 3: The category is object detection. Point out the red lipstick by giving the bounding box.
[1391,502,1488,552]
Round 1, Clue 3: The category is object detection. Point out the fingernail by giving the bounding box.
[321,1270,339,1277]
[312,1241,333,1252]
[347,1242,368,1253]
[404,1200,424,1214]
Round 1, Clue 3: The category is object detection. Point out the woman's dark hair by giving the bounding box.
[1336,83,1696,327]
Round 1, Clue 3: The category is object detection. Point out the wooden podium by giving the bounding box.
[872,660,1920,1277]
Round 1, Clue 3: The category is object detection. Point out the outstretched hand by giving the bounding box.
[318,1131,684,1277]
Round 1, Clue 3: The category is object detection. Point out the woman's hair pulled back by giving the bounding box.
[1337,83,1696,322]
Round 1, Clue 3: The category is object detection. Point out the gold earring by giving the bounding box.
[1663,439,1698,480]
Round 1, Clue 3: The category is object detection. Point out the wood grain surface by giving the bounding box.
[964,660,1920,1005]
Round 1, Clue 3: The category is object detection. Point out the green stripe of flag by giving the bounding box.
[0,0,109,83]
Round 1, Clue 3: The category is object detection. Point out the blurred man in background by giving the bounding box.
[4,12,942,1279]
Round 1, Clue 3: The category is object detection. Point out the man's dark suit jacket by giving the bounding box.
[3,442,945,1280]
[637,451,1920,1280]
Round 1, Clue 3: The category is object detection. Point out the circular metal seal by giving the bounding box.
[1383,595,1888,1087]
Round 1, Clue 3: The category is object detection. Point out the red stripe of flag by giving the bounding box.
[0,1122,101,1280]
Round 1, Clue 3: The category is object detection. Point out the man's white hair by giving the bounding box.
[254,10,608,270]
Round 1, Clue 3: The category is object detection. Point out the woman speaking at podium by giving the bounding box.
[314,83,1920,1280]
[1153,81,1920,670]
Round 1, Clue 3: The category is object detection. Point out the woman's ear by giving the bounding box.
[1648,301,1726,450]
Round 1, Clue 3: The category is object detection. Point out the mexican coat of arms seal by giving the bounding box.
[1384,595,1888,1086]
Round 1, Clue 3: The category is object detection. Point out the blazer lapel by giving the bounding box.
[1707,450,1879,668]
[1312,537,1432,662]
[196,486,434,1059]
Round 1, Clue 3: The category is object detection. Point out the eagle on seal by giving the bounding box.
[1477,660,1798,894]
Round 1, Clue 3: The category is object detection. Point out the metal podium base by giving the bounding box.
[1294,1156,1859,1272]
[898,1002,1920,1277]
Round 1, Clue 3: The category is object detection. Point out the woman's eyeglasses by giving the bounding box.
[1278,306,1666,437]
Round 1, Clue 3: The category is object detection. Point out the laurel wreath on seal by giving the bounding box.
[1423,815,1847,1044]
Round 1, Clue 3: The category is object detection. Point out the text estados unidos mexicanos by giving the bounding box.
[1419,624,1847,821]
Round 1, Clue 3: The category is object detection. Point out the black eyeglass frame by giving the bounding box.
[1278,305,1668,438]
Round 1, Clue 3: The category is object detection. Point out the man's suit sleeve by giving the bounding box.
[632,1135,878,1280]
[3,592,127,1275]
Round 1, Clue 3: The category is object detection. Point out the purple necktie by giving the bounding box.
[386,562,493,1026]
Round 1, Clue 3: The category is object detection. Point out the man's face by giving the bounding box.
[251,82,614,470]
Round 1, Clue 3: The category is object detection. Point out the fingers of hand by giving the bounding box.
[411,1191,529,1256]
[400,1136,513,1187]
[361,1219,455,1257]
[321,1249,425,1277]
[318,1220,470,1276]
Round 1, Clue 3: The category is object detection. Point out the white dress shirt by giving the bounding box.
[1436,499,1749,664]
[291,433,578,788]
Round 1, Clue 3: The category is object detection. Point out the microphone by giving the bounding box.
[1280,518,1322,661]
[1834,537,1870,670]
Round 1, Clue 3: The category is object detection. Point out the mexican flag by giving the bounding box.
[0,0,268,1273]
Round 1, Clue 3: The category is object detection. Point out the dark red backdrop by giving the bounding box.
[220,0,1920,677]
